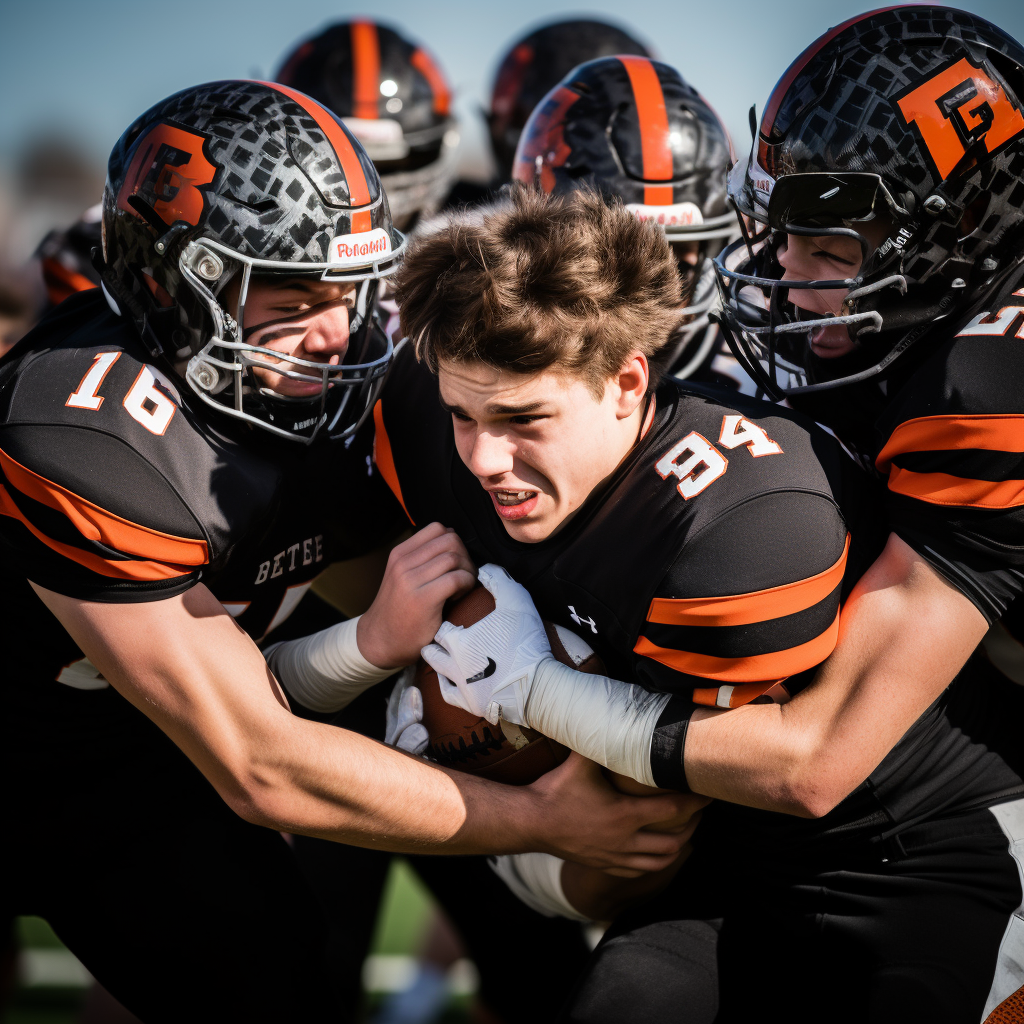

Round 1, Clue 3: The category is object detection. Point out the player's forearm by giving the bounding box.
[230,716,543,854]
[683,535,989,816]
[527,658,670,786]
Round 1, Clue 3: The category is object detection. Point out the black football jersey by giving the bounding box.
[796,272,1024,626]
[373,348,1022,841]
[376,347,879,706]
[0,290,397,697]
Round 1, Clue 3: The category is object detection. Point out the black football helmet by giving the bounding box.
[716,6,1024,398]
[512,56,735,378]
[489,19,652,182]
[35,203,102,308]
[100,79,404,443]
[276,21,457,232]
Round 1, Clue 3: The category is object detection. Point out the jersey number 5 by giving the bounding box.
[655,416,782,500]
[67,352,178,435]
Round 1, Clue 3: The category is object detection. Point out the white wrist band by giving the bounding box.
[489,853,591,922]
[264,615,395,713]
[526,659,669,788]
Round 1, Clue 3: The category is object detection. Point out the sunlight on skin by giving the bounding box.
[777,218,891,359]
[219,277,357,396]
[437,356,654,543]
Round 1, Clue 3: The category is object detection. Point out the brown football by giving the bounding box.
[417,585,607,785]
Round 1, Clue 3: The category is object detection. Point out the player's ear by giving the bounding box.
[613,352,649,419]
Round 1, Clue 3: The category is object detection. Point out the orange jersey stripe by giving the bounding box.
[634,610,841,683]
[350,21,381,121]
[618,56,672,182]
[0,486,195,582]
[647,535,849,627]
[876,414,1024,471]
[373,400,413,524]
[411,49,451,117]
[886,465,1024,509]
[260,80,374,232]
[0,446,208,566]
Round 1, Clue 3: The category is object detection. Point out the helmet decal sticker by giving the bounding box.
[896,56,1024,179]
[116,123,217,230]
[329,227,392,265]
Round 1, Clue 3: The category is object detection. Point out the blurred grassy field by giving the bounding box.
[5,858,443,1024]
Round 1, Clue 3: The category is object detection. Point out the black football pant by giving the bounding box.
[559,806,1024,1024]
[2,680,337,1023]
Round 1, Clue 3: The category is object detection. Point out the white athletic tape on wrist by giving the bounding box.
[527,658,669,788]
[489,853,591,922]
[264,615,395,713]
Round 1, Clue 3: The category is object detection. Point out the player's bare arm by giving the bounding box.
[684,532,989,815]
[32,579,691,871]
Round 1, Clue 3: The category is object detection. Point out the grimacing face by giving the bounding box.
[776,217,890,360]
[438,355,652,543]
[220,276,357,396]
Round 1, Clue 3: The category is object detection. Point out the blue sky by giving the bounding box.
[2,0,1023,175]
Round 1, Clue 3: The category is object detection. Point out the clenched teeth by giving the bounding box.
[493,490,533,506]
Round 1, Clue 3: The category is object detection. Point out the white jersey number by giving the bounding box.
[66,352,177,435]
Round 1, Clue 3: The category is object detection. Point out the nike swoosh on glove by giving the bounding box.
[385,668,429,756]
[420,564,553,726]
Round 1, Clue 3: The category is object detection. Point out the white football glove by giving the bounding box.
[384,669,429,756]
[420,564,553,727]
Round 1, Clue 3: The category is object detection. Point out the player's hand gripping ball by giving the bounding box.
[417,585,605,784]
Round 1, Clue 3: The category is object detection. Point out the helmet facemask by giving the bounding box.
[180,231,403,444]
[713,167,935,398]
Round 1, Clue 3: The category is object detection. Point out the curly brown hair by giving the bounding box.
[394,185,685,396]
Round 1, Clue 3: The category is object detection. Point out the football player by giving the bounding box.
[273,21,608,1019]
[488,18,652,184]
[708,0,1024,907]
[347,185,1022,1022]
[275,20,458,235]
[511,55,748,388]
[0,82,694,1022]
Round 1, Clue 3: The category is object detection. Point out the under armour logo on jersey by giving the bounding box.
[568,606,598,634]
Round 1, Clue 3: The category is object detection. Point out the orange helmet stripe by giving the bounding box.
[411,48,451,117]
[351,21,381,121]
[618,56,672,182]
[618,56,674,206]
[259,81,374,232]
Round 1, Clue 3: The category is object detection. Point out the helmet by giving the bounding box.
[716,6,1024,399]
[36,203,102,307]
[276,21,457,232]
[100,79,404,443]
[489,19,652,182]
[512,56,736,378]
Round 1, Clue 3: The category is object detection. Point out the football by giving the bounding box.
[417,584,606,784]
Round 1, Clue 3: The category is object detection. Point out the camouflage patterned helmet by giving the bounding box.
[101,79,405,442]
[716,6,1024,398]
